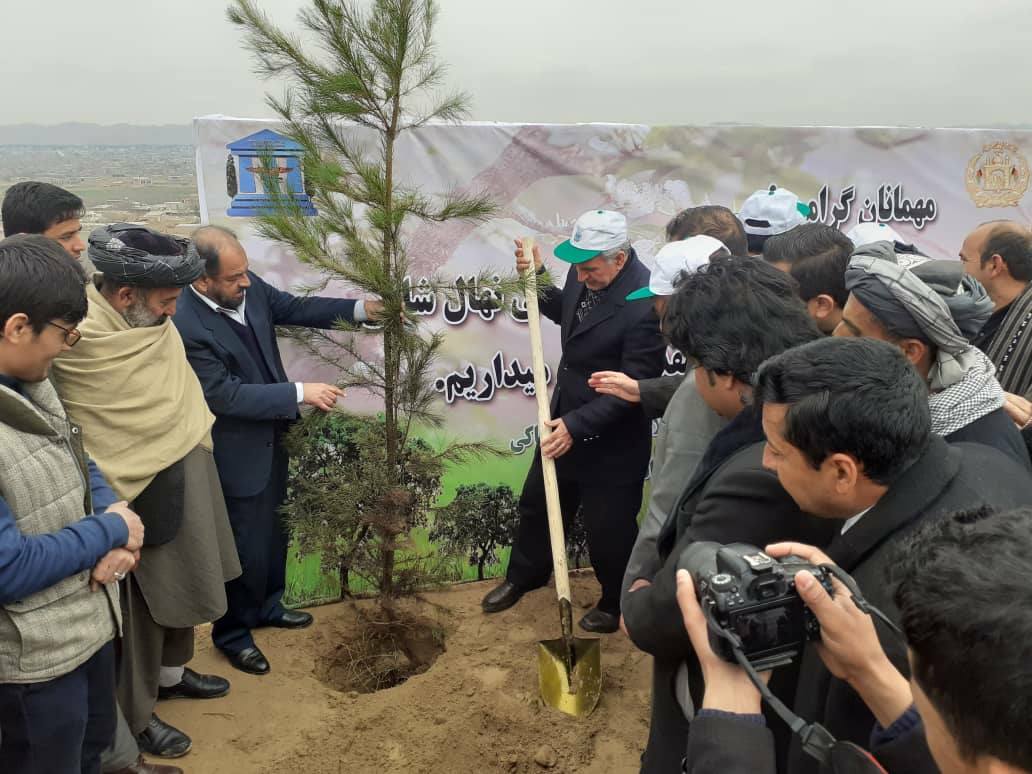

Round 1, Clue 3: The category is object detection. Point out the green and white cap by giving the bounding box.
[554,209,628,264]
[626,235,729,300]
[739,186,810,236]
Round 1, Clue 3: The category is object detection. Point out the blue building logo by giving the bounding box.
[225,129,317,217]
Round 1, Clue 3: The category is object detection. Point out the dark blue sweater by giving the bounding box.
[0,374,128,604]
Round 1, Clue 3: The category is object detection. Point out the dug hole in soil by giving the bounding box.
[158,572,652,773]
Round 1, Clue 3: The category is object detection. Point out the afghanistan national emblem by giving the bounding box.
[965,142,1030,208]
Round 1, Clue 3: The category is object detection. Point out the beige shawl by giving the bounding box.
[50,283,214,501]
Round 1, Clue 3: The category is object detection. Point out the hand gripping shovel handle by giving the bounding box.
[521,240,576,653]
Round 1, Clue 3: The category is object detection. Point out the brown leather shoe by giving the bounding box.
[106,754,184,774]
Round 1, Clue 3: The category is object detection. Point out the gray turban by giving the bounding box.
[844,241,982,391]
[907,260,993,341]
[88,223,201,287]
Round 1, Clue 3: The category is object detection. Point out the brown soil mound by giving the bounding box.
[158,573,652,773]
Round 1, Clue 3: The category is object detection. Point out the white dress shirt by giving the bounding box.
[841,506,872,535]
[189,286,310,402]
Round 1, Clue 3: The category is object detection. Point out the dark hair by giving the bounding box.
[1,182,85,236]
[893,506,1032,770]
[663,256,819,382]
[754,337,930,484]
[0,235,87,333]
[665,206,749,256]
[191,224,238,277]
[980,222,1032,282]
[762,224,854,306]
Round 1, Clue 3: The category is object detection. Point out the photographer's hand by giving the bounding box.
[766,542,913,728]
[676,569,768,714]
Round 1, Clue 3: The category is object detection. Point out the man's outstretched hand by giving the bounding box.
[302,383,345,412]
[588,371,641,403]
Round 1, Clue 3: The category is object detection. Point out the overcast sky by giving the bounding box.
[5,0,1031,127]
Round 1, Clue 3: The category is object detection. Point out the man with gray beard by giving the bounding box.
[50,224,241,766]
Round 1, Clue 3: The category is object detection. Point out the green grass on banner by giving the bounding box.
[282,431,653,607]
[284,445,532,606]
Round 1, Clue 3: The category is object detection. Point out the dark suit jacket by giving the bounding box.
[173,272,358,499]
[539,252,665,484]
[623,408,837,774]
[945,406,1030,470]
[787,436,1032,774]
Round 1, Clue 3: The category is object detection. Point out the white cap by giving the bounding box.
[626,235,729,300]
[554,209,628,264]
[739,186,810,237]
[845,222,905,248]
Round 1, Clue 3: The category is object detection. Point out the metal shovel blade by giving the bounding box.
[537,636,602,717]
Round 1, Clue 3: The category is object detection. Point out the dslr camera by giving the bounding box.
[678,542,834,670]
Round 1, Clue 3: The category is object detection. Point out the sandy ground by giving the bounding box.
[157,573,652,773]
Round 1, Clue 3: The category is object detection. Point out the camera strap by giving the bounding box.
[730,646,838,765]
[818,564,904,638]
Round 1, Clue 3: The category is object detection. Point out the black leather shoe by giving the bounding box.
[135,715,192,759]
[227,646,270,675]
[266,609,313,629]
[157,667,230,701]
[578,607,620,634]
[481,581,526,613]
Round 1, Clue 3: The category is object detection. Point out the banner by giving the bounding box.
[194,116,1032,600]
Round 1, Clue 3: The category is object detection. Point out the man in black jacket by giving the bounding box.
[173,226,384,675]
[762,222,854,334]
[678,507,1032,774]
[621,257,837,773]
[680,337,1032,774]
[481,209,665,633]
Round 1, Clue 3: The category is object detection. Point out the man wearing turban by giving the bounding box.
[838,241,1029,467]
[50,224,241,763]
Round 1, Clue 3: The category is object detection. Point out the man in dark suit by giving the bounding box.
[620,257,837,773]
[677,337,1032,774]
[480,209,665,633]
[758,337,1032,773]
[173,226,383,675]
[677,508,1032,774]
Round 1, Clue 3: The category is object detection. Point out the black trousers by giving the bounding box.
[212,447,290,655]
[0,641,116,774]
[505,453,643,614]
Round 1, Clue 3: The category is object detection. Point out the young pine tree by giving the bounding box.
[229,0,520,601]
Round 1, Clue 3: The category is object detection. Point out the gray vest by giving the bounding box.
[0,380,119,683]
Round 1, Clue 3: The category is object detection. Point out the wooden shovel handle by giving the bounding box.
[522,238,572,605]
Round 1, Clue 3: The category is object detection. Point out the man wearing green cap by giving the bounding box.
[481,210,665,633]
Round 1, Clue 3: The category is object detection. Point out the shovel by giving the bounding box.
[521,238,603,717]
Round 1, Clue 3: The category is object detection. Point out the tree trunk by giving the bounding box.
[380,532,396,597]
[477,555,486,581]
[377,95,402,601]
[338,560,351,599]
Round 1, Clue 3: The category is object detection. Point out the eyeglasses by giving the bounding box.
[48,321,82,347]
